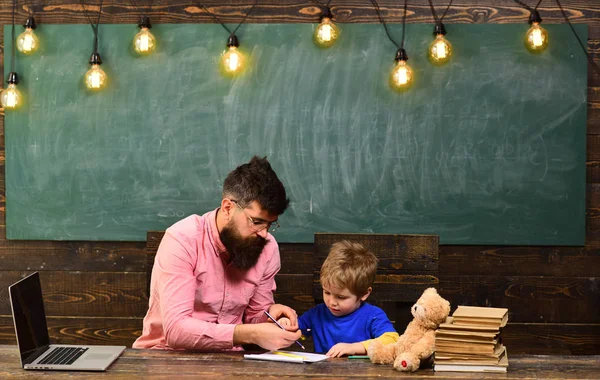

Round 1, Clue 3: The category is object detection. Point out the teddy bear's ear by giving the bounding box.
[424,287,438,295]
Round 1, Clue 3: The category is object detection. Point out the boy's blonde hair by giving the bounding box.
[320,240,378,297]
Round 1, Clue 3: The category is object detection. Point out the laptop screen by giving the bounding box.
[9,272,51,363]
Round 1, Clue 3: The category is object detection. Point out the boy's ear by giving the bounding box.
[360,287,373,302]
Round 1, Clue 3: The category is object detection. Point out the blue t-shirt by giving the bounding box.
[298,302,396,353]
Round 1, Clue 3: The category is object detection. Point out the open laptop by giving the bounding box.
[9,272,125,371]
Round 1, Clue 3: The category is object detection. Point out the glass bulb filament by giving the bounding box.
[525,22,548,52]
[221,46,245,76]
[390,60,413,91]
[17,28,39,54]
[85,64,107,91]
[314,17,340,48]
[429,34,452,64]
[134,27,156,55]
[1,83,22,109]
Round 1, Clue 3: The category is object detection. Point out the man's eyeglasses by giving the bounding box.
[231,200,280,233]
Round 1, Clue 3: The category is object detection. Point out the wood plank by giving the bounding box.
[273,274,314,315]
[0,346,598,378]
[503,323,600,355]
[0,240,146,271]
[0,316,141,347]
[0,271,148,317]
[0,1,597,26]
[439,276,600,323]
[279,243,313,274]
[587,184,600,245]
[439,246,600,277]
[588,134,600,182]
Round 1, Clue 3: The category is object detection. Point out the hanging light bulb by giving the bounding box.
[314,7,340,48]
[390,48,413,92]
[84,52,107,91]
[16,16,39,55]
[428,22,452,65]
[1,72,23,110]
[133,15,156,55]
[220,35,245,76]
[525,10,548,52]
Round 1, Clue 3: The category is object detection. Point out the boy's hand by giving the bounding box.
[268,304,298,328]
[277,317,291,327]
[326,342,366,358]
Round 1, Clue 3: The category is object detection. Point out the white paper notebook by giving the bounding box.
[244,351,329,363]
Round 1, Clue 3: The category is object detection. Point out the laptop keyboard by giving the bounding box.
[39,347,89,365]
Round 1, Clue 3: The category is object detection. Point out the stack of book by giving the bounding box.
[434,306,509,373]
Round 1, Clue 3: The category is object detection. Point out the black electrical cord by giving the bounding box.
[128,0,156,21]
[427,0,453,25]
[197,0,260,37]
[554,0,600,75]
[370,0,408,50]
[10,0,16,73]
[80,0,104,54]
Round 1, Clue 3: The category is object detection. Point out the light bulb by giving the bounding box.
[314,17,340,48]
[16,17,39,55]
[525,22,548,52]
[84,53,107,91]
[17,29,39,55]
[1,73,23,110]
[221,35,245,76]
[525,10,548,53]
[389,49,413,92]
[428,23,451,65]
[133,16,156,55]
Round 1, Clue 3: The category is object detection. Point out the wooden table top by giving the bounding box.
[0,345,598,379]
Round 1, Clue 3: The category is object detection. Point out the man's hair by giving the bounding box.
[222,156,290,215]
[320,240,378,297]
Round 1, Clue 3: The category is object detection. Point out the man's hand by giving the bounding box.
[267,304,298,328]
[277,317,291,327]
[326,342,366,358]
[234,323,302,351]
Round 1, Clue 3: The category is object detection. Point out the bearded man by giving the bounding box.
[133,156,301,351]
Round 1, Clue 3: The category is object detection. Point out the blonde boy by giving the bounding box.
[281,240,399,356]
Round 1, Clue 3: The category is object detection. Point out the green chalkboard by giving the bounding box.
[4,24,587,244]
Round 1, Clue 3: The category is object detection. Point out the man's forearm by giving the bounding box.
[164,317,237,350]
[233,323,256,345]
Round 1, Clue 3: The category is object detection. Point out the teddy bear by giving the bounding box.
[368,287,451,372]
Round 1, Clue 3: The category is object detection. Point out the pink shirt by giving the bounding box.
[133,209,280,350]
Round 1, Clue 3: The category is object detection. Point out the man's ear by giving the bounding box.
[360,287,373,302]
[221,198,235,216]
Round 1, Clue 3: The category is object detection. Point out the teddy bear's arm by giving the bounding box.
[410,330,436,360]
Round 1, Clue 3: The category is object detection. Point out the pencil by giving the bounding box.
[264,310,306,350]
[272,351,307,360]
[348,355,370,359]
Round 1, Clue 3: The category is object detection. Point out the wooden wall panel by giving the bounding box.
[439,246,600,277]
[0,0,598,354]
[440,275,600,323]
[0,271,147,317]
[0,316,141,347]
[0,241,146,271]
[502,323,600,355]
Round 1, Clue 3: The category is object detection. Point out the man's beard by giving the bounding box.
[220,220,268,272]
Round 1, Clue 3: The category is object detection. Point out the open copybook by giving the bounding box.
[244,351,329,363]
